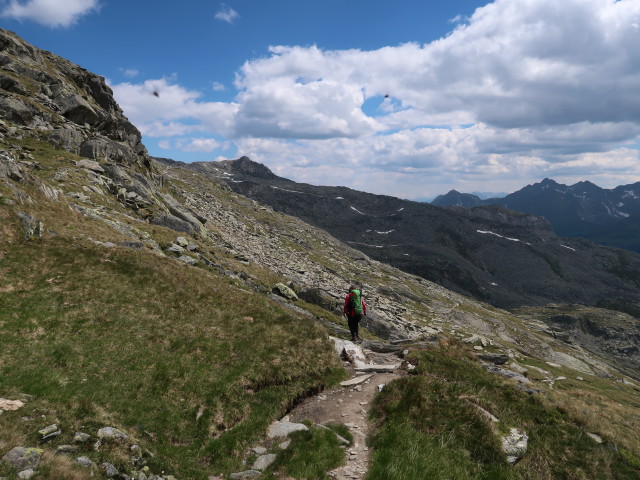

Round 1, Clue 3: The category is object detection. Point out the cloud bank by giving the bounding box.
[0,0,99,27]
[113,0,640,197]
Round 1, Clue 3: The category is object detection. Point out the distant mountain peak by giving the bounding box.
[220,156,278,179]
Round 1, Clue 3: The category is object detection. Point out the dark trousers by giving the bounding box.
[347,313,362,339]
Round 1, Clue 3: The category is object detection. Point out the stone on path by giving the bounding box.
[340,374,374,387]
[229,470,261,479]
[267,420,308,438]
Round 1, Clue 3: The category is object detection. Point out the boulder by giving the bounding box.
[17,212,44,241]
[1,447,43,472]
[76,159,105,173]
[101,462,120,477]
[272,282,298,301]
[150,214,195,235]
[267,421,308,438]
[97,426,128,441]
[501,428,528,463]
[252,454,276,471]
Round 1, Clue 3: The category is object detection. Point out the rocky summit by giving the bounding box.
[1,28,639,479]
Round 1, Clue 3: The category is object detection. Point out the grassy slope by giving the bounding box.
[0,198,344,478]
[368,344,640,480]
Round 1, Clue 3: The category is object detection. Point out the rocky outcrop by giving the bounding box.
[0,28,149,168]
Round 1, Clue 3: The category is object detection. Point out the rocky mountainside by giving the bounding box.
[162,156,640,318]
[433,178,640,253]
[1,29,639,479]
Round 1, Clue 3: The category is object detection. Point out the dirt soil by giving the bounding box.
[288,349,403,480]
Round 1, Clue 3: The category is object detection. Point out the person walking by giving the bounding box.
[343,285,367,343]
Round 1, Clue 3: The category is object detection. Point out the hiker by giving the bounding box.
[343,285,367,343]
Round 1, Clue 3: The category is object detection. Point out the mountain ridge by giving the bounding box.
[433,178,640,252]
[165,156,640,319]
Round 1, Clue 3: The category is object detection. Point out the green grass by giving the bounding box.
[367,344,640,480]
[263,423,353,479]
[0,231,344,478]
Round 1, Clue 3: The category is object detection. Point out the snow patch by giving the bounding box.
[397,207,404,212]
[375,229,395,235]
[271,186,305,194]
[560,244,576,252]
[350,206,366,215]
[476,230,521,242]
[335,196,344,200]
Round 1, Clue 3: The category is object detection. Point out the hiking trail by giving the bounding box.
[287,340,404,479]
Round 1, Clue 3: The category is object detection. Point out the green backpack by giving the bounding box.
[349,289,364,315]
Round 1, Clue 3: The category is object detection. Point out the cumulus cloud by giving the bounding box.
[178,138,226,152]
[114,0,640,197]
[0,0,99,27]
[214,3,239,24]
[111,78,238,138]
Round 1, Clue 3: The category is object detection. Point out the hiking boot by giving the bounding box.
[355,337,362,344]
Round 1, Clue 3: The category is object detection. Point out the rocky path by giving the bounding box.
[288,343,403,480]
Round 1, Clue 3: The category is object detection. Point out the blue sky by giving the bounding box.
[2,0,640,200]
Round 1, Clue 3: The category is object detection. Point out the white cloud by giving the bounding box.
[214,3,239,24]
[110,78,238,138]
[113,0,640,197]
[1,0,99,27]
[178,138,225,152]
[211,82,226,91]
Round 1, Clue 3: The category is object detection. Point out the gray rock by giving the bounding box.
[278,440,291,449]
[251,446,267,455]
[167,244,185,254]
[38,423,61,442]
[267,421,308,438]
[229,471,261,479]
[587,432,603,444]
[73,432,91,443]
[76,456,95,467]
[1,447,43,472]
[101,462,120,477]
[186,242,198,252]
[476,352,509,365]
[176,236,189,247]
[252,454,276,471]
[55,445,78,454]
[17,470,35,479]
[17,212,44,241]
[97,426,128,440]
[0,152,24,181]
[178,255,198,266]
[77,159,105,173]
[272,282,298,301]
[501,428,528,463]
[150,214,195,235]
